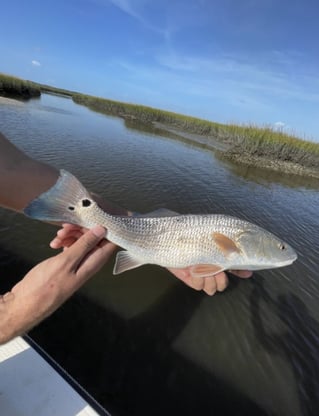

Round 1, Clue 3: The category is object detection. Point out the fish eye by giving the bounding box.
[82,199,92,207]
[278,243,286,250]
[68,206,75,211]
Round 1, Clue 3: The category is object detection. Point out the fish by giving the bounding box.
[24,170,297,277]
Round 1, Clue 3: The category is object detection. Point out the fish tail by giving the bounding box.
[24,169,92,224]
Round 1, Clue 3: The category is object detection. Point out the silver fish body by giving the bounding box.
[24,170,297,277]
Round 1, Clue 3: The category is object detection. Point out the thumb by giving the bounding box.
[65,225,106,268]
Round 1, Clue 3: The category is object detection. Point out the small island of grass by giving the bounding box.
[1,73,319,179]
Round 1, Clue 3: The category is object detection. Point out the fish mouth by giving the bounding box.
[276,254,298,268]
[248,254,298,270]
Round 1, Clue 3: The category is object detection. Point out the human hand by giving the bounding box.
[1,226,115,342]
[51,224,253,296]
[168,267,252,296]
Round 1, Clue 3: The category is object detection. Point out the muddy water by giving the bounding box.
[1,94,319,416]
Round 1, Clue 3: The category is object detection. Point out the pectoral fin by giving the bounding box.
[190,264,225,278]
[113,251,145,275]
[213,232,241,256]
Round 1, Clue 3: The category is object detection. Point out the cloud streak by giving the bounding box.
[107,0,171,38]
[108,0,141,20]
[155,50,319,104]
[31,60,41,66]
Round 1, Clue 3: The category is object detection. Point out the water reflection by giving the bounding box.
[225,160,319,190]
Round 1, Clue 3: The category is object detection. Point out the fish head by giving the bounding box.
[236,227,297,270]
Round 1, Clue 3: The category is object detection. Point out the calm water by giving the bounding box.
[1,94,319,416]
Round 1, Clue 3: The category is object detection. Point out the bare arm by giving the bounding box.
[0,131,58,212]
[0,226,114,344]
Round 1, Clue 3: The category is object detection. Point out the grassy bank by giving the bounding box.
[73,93,224,134]
[220,124,319,170]
[36,83,75,97]
[0,73,41,99]
[0,73,76,99]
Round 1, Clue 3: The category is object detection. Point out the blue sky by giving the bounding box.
[1,0,319,140]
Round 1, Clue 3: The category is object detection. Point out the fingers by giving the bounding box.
[229,270,253,278]
[64,225,106,269]
[75,238,116,279]
[200,273,229,295]
[187,273,227,296]
[215,273,229,292]
[50,224,87,249]
[63,225,116,281]
[189,275,206,291]
[202,276,217,296]
[170,268,229,296]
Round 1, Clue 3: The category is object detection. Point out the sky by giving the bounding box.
[1,0,319,140]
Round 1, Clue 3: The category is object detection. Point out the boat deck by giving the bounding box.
[0,336,106,416]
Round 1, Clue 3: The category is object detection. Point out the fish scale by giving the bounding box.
[24,170,297,276]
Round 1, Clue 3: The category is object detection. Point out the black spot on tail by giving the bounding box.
[82,199,92,207]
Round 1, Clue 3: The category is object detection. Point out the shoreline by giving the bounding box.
[224,151,319,179]
[0,96,24,106]
[153,122,319,179]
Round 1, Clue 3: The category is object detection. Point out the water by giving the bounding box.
[1,94,319,416]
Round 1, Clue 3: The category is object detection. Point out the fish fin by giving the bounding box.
[24,169,92,224]
[213,232,241,256]
[136,208,179,218]
[190,264,225,278]
[113,251,145,275]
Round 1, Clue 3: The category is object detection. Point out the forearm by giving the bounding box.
[0,268,75,344]
[0,226,113,345]
[0,296,55,345]
[0,132,59,212]
[0,292,37,344]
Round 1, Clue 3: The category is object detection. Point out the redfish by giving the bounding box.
[24,170,297,277]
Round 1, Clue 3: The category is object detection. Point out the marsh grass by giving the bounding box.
[72,93,223,133]
[0,73,75,99]
[225,124,319,168]
[0,73,40,99]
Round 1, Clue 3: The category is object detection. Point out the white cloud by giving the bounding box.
[274,121,287,131]
[31,60,41,66]
[274,121,285,128]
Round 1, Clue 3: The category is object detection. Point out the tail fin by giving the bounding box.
[24,169,92,225]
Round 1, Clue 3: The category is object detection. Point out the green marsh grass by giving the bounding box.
[0,73,40,99]
[225,124,319,169]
